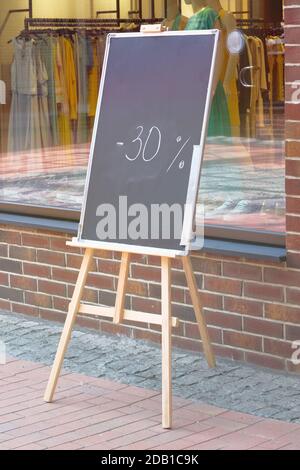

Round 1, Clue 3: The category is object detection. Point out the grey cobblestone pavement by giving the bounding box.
[0,310,300,423]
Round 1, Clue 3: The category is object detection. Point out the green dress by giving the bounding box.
[185,7,231,137]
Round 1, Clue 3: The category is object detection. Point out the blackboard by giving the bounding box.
[79,31,219,256]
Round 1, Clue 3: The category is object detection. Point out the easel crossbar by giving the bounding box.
[78,304,179,328]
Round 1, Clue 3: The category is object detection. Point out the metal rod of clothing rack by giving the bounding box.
[24,17,163,31]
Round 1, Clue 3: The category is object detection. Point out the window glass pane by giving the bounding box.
[0,0,285,235]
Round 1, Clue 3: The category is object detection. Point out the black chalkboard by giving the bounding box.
[79,31,218,255]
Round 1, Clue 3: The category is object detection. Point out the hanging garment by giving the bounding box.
[185,7,231,137]
[55,38,72,146]
[248,36,268,134]
[88,38,99,119]
[38,36,58,146]
[8,38,42,152]
[218,8,240,137]
[237,35,253,138]
[75,34,89,144]
[35,45,52,148]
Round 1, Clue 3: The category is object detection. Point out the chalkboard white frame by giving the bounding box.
[77,30,220,258]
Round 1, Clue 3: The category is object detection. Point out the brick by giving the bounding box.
[11,303,39,317]
[94,250,114,260]
[76,315,100,330]
[285,7,300,25]
[0,299,10,311]
[286,177,300,196]
[172,269,191,287]
[100,291,115,307]
[287,234,300,250]
[87,273,115,291]
[286,121,300,140]
[100,321,133,338]
[131,297,160,314]
[0,259,22,274]
[52,268,78,284]
[10,275,37,292]
[223,331,262,352]
[133,327,161,345]
[285,27,300,44]
[37,250,65,267]
[131,264,161,282]
[38,280,66,297]
[0,286,23,303]
[205,310,242,330]
[39,309,66,323]
[286,287,300,305]
[264,267,300,286]
[185,323,222,343]
[287,159,300,178]
[67,285,98,304]
[263,338,294,359]
[212,344,245,362]
[0,272,9,286]
[244,282,284,302]
[286,141,300,158]
[67,254,97,272]
[224,297,263,317]
[243,318,284,339]
[285,324,300,341]
[286,198,300,216]
[23,263,51,279]
[190,257,222,275]
[172,335,203,353]
[97,259,120,276]
[172,303,195,322]
[287,214,300,232]
[126,279,148,297]
[53,296,69,312]
[50,237,73,252]
[149,284,184,303]
[25,292,52,309]
[204,277,242,295]
[199,292,223,310]
[245,352,285,371]
[286,102,300,120]
[0,244,8,257]
[286,252,300,269]
[223,262,262,281]
[0,230,21,244]
[9,246,36,262]
[22,234,50,249]
[265,303,300,323]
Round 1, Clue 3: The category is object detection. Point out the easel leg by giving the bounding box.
[182,256,216,368]
[114,252,130,324]
[161,256,172,429]
[44,248,94,402]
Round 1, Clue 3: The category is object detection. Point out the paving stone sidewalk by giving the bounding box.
[1,357,300,450]
[0,310,300,423]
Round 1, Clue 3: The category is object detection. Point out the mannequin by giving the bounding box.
[184,0,231,137]
[207,0,240,136]
[162,0,188,31]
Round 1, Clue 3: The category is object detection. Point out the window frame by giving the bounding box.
[0,201,286,247]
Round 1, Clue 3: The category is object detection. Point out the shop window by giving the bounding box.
[0,1,285,238]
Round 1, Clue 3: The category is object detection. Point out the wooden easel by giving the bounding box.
[44,241,216,429]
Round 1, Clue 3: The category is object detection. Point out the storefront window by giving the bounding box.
[0,1,285,236]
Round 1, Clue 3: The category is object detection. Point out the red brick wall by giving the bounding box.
[285,0,300,271]
[0,1,300,374]
[0,224,300,373]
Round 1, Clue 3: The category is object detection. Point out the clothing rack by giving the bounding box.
[24,17,163,32]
